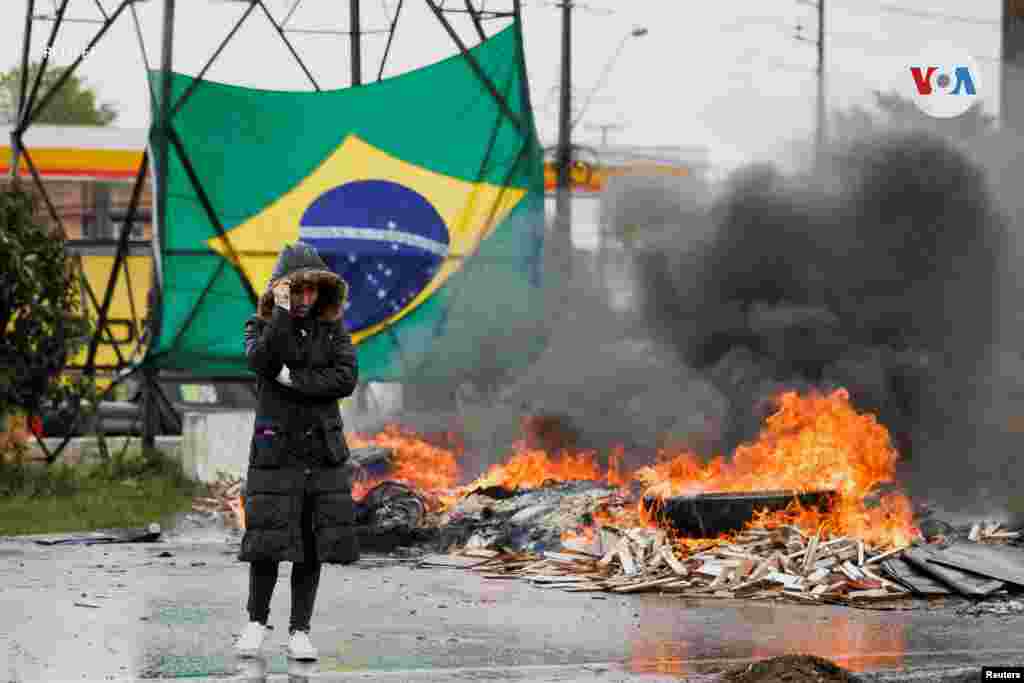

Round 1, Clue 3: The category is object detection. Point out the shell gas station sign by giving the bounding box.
[543,160,690,193]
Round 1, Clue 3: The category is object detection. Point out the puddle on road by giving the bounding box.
[628,603,908,676]
[145,653,321,679]
[153,605,214,625]
[144,653,234,678]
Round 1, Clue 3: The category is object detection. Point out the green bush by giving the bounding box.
[0,443,201,535]
[0,442,196,498]
[0,452,80,497]
[0,184,95,426]
[88,445,194,490]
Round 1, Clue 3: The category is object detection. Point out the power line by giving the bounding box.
[830,0,997,26]
[875,3,996,26]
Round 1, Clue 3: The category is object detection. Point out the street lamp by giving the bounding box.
[571,26,649,132]
[553,21,647,314]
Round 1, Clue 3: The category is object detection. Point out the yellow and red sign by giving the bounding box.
[543,161,689,193]
[0,125,146,180]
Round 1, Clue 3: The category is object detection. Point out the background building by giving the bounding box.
[1,125,153,372]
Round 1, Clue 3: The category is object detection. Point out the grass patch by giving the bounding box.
[0,445,202,536]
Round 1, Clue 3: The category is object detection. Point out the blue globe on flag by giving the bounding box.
[298,179,450,332]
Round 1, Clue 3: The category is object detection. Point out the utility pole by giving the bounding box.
[9,0,35,180]
[796,0,825,156]
[351,0,362,86]
[144,0,176,450]
[1003,0,1024,133]
[586,122,625,147]
[554,0,574,264]
[816,0,825,155]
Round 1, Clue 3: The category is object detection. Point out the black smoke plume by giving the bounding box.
[631,131,1012,515]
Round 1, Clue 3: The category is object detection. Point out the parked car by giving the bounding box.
[37,373,258,438]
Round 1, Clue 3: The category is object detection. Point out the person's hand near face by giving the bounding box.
[273,281,291,311]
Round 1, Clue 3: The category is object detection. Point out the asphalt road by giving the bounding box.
[2,534,1023,682]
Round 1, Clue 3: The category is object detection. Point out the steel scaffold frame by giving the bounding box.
[8,0,530,458]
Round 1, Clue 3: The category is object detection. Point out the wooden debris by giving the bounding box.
[661,546,689,576]
[541,552,579,563]
[431,516,1023,605]
[192,474,246,527]
[597,546,618,568]
[611,577,682,593]
[805,567,830,584]
[528,575,593,584]
[848,588,891,600]
[801,532,821,574]
[840,561,866,581]
[864,545,908,566]
[617,539,638,576]
[418,554,491,569]
[647,551,665,571]
[696,562,727,577]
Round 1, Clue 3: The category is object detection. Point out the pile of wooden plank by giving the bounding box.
[966,521,1020,543]
[419,524,922,605]
[191,475,244,527]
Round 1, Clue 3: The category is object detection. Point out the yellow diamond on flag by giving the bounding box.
[208,134,527,343]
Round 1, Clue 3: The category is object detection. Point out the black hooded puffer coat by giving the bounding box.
[239,241,360,565]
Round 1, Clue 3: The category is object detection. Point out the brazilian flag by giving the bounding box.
[145,22,546,382]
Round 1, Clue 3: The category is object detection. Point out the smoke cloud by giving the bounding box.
[366,123,1024,525]
[627,129,1024,520]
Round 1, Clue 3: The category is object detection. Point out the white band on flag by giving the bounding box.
[300,226,449,257]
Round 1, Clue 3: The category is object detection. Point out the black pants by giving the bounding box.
[246,489,321,633]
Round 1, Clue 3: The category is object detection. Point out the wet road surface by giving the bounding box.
[2,536,1023,681]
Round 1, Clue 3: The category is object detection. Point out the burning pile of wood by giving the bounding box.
[420,520,1024,606]
[191,474,244,528]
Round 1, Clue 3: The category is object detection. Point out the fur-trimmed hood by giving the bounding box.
[256,242,348,321]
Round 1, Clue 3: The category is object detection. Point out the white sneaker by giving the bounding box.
[287,630,318,661]
[235,621,266,658]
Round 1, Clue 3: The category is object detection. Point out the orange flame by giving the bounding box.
[228,389,917,548]
[635,389,915,547]
[465,442,621,492]
[347,425,461,508]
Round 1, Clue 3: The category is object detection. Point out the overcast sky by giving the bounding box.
[0,0,1004,171]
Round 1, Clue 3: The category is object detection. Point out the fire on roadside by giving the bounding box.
[347,425,462,509]
[222,387,917,549]
[631,388,916,548]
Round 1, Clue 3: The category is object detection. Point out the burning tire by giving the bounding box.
[359,482,427,531]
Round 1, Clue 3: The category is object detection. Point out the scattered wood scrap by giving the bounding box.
[192,474,244,527]
[415,510,1024,606]
[422,526,921,605]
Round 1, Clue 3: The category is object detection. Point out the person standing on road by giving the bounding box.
[234,241,359,661]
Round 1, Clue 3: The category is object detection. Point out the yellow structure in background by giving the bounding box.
[543,160,690,193]
[1,125,153,376]
[71,254,152,371]
[1,124,145,181]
